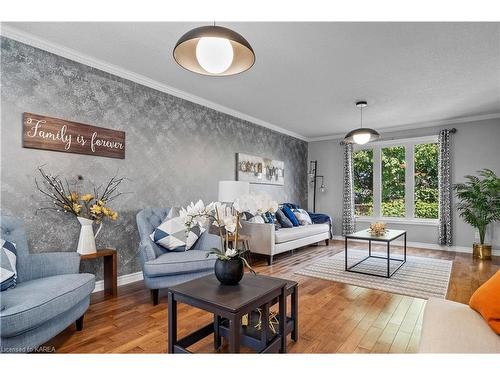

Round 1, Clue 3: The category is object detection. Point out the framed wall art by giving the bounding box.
[236,153,284,186]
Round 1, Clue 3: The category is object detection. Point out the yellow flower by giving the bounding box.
[97,200,105,206]
[111,211,118,220]
[102,207,112,217]
[81,194,94,202]
[72,203,82,214]
[66,192,79,202]
[90,204,102,215]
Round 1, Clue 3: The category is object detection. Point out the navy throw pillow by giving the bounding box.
[282,205,300,227]
[275,209,293,228]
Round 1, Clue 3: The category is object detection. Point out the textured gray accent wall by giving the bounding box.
[308,118,500,249]
[0,37,308,279]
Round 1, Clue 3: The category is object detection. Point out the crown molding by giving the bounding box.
[0,25,308,142]
[308,112,500,142]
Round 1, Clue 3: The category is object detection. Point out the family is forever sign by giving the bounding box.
[22,113,126,159]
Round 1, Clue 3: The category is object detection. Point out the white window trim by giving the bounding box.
[353,135,439,223]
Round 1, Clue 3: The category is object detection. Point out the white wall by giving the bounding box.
[308,118,500,249]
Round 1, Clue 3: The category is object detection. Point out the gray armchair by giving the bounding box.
[0,215,95,353]
[136,208,220,305]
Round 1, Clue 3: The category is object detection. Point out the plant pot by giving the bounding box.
[214,258,244,285]
[473,243,492,260]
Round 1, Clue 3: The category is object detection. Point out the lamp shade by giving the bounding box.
[343,128,380,145]
[218,181,250,202]
[173,26,255,76]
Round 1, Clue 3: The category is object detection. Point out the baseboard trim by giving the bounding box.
[92,271,143,293]
[332,236,500,256]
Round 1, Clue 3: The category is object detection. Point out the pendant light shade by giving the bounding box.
[344,101,380,145]
[173,25,255,76]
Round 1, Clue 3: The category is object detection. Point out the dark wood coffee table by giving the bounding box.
[167,274,289,353]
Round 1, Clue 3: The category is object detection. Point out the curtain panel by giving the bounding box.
[438,129,453,246]
[342,143,355,235]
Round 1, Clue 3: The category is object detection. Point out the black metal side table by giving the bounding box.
[345,229,407,278]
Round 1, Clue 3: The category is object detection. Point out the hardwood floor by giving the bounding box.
[46,241,499,353]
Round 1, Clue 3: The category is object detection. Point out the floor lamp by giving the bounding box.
[308,160,326,212]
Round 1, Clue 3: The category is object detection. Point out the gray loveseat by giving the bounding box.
[0,215,95,353]
[136,207,220,305]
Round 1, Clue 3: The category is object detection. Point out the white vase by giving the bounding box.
[77,217,102,255]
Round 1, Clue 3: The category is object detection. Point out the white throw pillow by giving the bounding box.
[150,208,205,252]
[248,215,265,223]
[293,209,312,225]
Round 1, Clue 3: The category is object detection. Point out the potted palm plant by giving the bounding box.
[453,169,500,260]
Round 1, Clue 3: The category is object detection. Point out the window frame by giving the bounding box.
[353,135,439,225]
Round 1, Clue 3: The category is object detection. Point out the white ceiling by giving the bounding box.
[3,22,500,140]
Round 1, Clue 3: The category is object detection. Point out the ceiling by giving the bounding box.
[3,22,500,140]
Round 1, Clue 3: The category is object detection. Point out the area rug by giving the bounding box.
[296,250,452,299]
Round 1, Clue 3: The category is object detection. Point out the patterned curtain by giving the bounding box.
[342,143,355,235]
[438,129,453,246]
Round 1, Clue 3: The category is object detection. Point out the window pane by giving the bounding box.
[414,143,439,219]
[353,149,373,216]
[382,146,406,217]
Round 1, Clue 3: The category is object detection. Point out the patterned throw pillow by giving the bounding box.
[293,209,312,225]
[150,208,205,252]
[1,239,17,291]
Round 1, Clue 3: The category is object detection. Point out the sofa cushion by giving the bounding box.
[282,205,300,226]
[144,250,217,277]
[293,209,313,225]
[469,269,500,334]
[419,297,500,353]
[0,273,95,337]
[275,223,330,243]
[275,209,293,228]
[1,239,17,291]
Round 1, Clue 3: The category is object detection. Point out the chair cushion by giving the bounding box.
[275,224,330,243]
[150,208,204,252]
[0,273,95,337]
[1,239,17,291]
[469,270,500,334]
[144,250,217,277]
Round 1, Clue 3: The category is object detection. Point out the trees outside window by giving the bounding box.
[381,146,406,217]
[414,143,439,219]
[353,149,373,216]
[352,137,439,221]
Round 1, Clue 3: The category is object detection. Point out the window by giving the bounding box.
[352,136,439,221]
[414,143,439,219]
[353,149,373,216]
[381,146,406,217]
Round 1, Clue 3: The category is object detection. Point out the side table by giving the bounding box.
[80,248,118,296]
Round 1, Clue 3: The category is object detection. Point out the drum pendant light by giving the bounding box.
[344,101,380,145]
[173,24,255,76]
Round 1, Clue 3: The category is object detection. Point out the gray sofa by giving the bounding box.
[0,215,95,353]
[136,207,220,305]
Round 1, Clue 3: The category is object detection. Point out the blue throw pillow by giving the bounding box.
[1,239,17,291]
[275,209,293,228]
[282,205,300,227]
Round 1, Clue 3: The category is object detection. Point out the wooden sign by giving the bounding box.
[22,113,125,159]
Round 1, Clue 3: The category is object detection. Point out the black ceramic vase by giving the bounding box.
[214,258,244,285]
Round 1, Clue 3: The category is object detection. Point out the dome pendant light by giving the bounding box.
[344,101,380,145]
[173,23,255,76]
